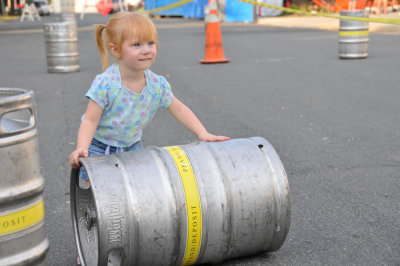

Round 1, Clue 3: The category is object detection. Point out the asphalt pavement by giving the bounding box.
[1,12,400,265]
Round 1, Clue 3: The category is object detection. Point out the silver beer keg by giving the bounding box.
[339,10,369,59]
[61,12,77,24]
[71,137,290,266]
[60,0,75,13]
[0,88,48,265]
[43,21,80,73]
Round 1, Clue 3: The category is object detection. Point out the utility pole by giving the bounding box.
[9,0,15,15]
[1,0,5,16]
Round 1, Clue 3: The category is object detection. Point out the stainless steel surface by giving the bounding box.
[60,0,76,13]
[0,88,49,266]
[43,22,80,73]
[61,13,77,24]
[338,10,369,59]
[71,137,290,266]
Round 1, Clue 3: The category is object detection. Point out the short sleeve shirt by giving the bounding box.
[85,64,174,147]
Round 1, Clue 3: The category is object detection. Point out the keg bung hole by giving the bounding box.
[258,144,264,149]
[84,205,97,231]
[108,249,123,265]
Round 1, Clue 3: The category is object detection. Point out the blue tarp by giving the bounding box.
[145,0,254,21]
[258,0,282,17]
[145,0,208,18]
[225,0,253,22]
[183,0,208,18]
[145,0,185,16]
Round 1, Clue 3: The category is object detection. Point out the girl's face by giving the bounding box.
[118,37,157,73]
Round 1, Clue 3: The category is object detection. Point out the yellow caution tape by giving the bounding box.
[0,16,20,21]
[236,0,400,25]
[165,146,202,266]
[141,0,194,15]
[0,199,45,237]
[339,30,369,35]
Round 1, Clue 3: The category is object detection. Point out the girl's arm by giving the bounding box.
[167,96,230,142]
[69,100,103,168]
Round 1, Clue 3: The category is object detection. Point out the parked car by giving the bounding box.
[109,0,142,14]
[33,0,50,15]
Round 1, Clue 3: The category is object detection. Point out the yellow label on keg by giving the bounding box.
[165,146,202,266]
[339,31,369,36]
[0,199,45,237]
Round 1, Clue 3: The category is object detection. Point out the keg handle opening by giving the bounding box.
[0,107,35,134]
[84,205,97,231]
[0,89,36,137]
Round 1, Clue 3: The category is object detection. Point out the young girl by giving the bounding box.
[69,12,230,174]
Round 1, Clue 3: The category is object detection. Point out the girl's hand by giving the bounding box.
[198,132,231,142]
[167,97,230,142]
[69,148,89,169]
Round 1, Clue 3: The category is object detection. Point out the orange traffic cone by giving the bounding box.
[200,0,229,64]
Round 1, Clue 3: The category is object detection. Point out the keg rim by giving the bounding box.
[70,167,100,266]
[0,88,31,103]
[43,21,78,31]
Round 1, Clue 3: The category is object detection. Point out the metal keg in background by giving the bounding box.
[71,137,290,266]
[61,12,77,24]
[43,21,80,73]
[0,88,49,265]
[60,0,75,13]
[338,10,369,59]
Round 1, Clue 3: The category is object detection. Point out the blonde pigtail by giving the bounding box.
[95,25,108,71]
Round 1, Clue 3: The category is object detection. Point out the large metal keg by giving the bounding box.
[0,88,48,265]
[71,137,290,266]
[43,21,80,73]
[338,10,369,59]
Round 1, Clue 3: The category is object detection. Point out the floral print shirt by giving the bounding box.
[85,64,174,147]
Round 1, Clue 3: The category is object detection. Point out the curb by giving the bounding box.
[257,14,400,34]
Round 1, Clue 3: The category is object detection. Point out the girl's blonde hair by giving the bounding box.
[95,12,159,71]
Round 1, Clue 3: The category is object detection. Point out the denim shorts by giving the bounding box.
[79,138,143,181]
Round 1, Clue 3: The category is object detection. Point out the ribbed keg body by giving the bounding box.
[0,88,48,266]
[339,10,369,59]
[43,22,80,73]
[71,137,290,266]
